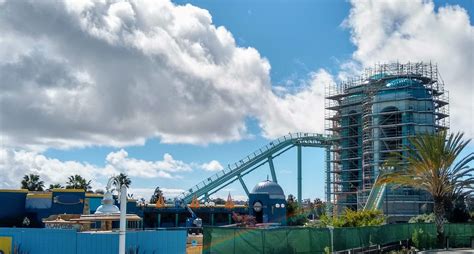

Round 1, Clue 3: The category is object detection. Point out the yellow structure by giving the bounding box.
[0,236,12,254]
[155,195,165,208]
[189,196,200,209]
[225,193,234,209]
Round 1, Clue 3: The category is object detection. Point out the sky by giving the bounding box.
[0,0,473,201]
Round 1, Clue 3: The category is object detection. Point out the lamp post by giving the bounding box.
[102,176,127,254]
[328,225,334,254]
[118,184,127,254]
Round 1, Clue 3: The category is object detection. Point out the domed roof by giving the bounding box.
[251,180,285,199]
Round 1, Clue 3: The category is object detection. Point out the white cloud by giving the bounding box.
[128,187,184,200]
[200,160,223,171]
[344,0,474,137]
[106,149,191,178]
[279,169,292,175]
[0,148,109,189]
[0,148,217,189]
[0,0,334,151]
[258,69,334,138]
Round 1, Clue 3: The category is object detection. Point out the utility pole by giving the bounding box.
[119,185,127,254]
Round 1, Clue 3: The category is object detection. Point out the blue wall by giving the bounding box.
[0,228,186,254]
[0,191,27,227]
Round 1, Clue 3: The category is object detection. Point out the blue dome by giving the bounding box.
[251,180,285,199]
[376,78,430,99]
[385,78,423,88]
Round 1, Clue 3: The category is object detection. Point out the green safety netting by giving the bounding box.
[202,223,474,254]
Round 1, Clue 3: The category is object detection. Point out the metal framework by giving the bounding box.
[325,62,449,216]
[176,133,332,208]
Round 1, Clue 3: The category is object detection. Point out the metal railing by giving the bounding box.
[176,132,332,202]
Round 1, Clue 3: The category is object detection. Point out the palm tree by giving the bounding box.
[379,131,473,244]
[48,183,63,190]
[21,174,45,191]
[65,174,92,191]
[115,173,132,188]
[150,186,164,203]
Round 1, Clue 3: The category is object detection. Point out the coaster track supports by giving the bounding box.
[325,147,332,216]
[268,157,278,183]
[238,174,250,196]
[297,145,302,204]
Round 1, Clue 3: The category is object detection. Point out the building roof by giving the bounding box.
[251,180,285,200]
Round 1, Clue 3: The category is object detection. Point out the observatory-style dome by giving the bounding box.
[251,180,285,200]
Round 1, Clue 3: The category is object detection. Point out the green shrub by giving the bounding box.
[287,213,308,226]
[408,213,435,223]
[307,209,385,228]
[411,228,436,250]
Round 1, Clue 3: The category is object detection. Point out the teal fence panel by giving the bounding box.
[203,223,474,254]
[0,228,186,254]
[0,228,77,254]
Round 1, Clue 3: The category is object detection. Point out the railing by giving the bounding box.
[176,132,332,201]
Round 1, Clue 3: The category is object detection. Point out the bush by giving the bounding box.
[408,213,448,224]
[408,213,435,223]
[286,195,308,226]
[287,213,308,226]
[411,228,436,250]
[307,209,385,228]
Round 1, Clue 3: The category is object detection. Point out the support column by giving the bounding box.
[238,175,250,196]
[325,147,332,216]
[157,213,161,228]
[211,213,215,226]
[175,213,179,227]
[297,145,302,204]
[268,157,278,183]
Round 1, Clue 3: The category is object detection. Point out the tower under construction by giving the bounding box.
[325,62,449,221]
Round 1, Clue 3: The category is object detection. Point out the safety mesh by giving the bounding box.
[202,223,473,254]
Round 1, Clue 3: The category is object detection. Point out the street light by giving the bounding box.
[102,176,127,254]
[328,225,334,254]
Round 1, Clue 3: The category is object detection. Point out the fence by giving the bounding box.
[202,223,474,254]
[0,228,187,254]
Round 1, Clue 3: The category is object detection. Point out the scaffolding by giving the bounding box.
[325,62,449,216]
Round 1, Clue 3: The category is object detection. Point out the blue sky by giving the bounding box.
[1,0,473,201]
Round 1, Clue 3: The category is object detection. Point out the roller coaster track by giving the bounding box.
[177,133,333,205]
[363,175,387,211]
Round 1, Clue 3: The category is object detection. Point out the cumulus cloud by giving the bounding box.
[0,0,330,151]
[128,187,185,200]
[106,149,191,178]
[344,0,474,137]
[258,69,333,138]
[200,160,223,171]
[0,148,215,189]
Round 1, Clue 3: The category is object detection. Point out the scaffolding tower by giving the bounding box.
[325,62,449,219]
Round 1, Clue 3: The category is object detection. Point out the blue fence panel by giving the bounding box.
[0,228,77,254]
[77,232,119,254]
[0,228,187,254]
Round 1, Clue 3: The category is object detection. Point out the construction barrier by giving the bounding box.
[203,223,474,254]
[0,228,187,254]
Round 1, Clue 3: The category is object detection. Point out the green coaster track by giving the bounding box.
[176,132,333,208]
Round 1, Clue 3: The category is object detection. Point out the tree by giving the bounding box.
[212,197,225,205]
[286,194,308,226]
[114,173,131,188]
[379,131,473,245]
[21,174,45,191]
[150,186,164,203]
[65,174,92,191]
[48,184,63,190]
[316,209,385,228]
[445,193,470,223]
